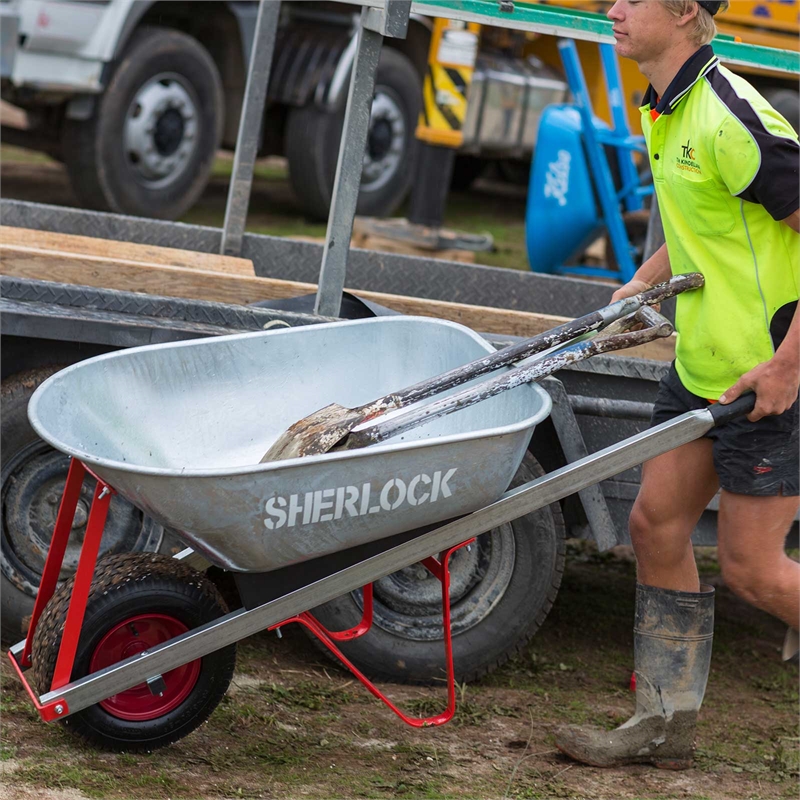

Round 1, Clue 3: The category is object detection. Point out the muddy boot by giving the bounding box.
[554,583,714,769]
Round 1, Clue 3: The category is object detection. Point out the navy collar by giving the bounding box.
[644,45,719,116]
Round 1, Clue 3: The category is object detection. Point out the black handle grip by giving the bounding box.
[709,392,756,426]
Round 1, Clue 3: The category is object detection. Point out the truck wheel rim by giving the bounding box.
[364,527,516,641]
[90,614,200,720]
[1,443,160,598]
[124,73,199,188]
[362,87,406,192]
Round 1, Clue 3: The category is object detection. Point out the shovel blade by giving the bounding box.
[260,404,367,462]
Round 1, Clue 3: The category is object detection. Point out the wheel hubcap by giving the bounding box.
[1,443,160,595]
[361,88,406,192]
[365,527,516,641]
[124,73,199,187]
[90,614,200,720]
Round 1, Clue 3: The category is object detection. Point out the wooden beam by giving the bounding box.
[0,226,255,276]
[0,244,675,362]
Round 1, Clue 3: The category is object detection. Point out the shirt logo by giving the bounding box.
[676,138,702,174]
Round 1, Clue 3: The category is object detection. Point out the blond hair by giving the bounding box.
[662,0,730,45]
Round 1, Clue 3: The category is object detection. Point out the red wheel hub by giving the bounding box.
[89,614,201,721]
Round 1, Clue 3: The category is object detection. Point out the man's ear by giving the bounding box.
[675,2,700,28]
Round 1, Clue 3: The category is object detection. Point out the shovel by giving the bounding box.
[261,273,702,462]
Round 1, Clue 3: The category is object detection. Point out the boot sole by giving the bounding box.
[556,743,692,770]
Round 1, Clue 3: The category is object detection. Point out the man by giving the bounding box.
[554,0,799,770]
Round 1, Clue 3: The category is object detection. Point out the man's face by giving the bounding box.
[607,0,679,62]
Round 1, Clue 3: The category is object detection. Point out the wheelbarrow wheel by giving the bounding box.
[309,453,565,684]
[31,553,236,751]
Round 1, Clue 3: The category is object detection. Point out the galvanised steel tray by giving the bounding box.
[29,317,550,571]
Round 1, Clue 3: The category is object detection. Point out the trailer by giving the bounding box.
[1,198,741,687]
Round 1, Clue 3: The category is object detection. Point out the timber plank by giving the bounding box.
[0,244,674,362]
[0,226,255,276]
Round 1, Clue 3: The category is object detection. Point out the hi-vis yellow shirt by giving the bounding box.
[640,45,799,399]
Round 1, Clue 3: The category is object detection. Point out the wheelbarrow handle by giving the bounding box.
[342,308,674,450]
[708,392,757,426]
[353,273,703,420]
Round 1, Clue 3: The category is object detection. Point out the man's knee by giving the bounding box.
[628,501,653,550]
[718,552,771,608]
[628,499,687,564]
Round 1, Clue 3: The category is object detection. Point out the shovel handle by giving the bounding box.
[635,272,704,306]
[343,307,674,450]
[358,273,703,418]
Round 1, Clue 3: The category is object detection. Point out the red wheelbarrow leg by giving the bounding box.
[50,478,115,691]
[20,458,87,668]
[10,458,116,723]
[270,539,475,728]
[324,583,374,642]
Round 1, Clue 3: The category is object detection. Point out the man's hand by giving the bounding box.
[719,357,800,422]
[611,279,654,304]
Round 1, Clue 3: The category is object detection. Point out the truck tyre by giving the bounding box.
[285,48,421,221]
[62,26,223,220]
[1,366,164,645]
[762,87,799,135]
[308,453,565,684]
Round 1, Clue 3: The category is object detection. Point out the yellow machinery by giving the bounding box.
[532,0,799,134]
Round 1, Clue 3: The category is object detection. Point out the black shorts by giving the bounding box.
[650,364,799,496]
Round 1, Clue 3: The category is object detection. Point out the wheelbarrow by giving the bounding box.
[8,299,755,752]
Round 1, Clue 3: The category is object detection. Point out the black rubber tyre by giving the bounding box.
[308,454,565,684]
[285,48,421,221]
[31,553,236,751]
[762,87,799,135]
[62,26,223,220]
[1,366,163,645]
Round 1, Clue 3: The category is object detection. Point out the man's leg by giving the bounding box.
[629,437,719,591]
[554,438,720,769]
[717,492,800,628]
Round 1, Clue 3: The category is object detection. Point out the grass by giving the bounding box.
[1,141,533,272]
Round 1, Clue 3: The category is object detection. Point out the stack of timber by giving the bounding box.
[0,226,674,362]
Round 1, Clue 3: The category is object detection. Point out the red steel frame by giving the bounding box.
[9,458,115,721]
[270,539,475,728]
[9,456,473,730]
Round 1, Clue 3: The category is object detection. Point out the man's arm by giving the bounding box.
[719,211,800,420]
[610,243,672,302]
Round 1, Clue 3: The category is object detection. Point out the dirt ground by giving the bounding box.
[2,545,798,800]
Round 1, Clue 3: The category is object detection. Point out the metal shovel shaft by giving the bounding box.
[261,274,702,461]
[340,308,673,450]
[351,273,701,415]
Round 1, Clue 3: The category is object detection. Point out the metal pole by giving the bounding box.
[314,13,384,318]
[220,0,281,257]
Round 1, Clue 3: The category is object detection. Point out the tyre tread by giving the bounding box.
[31,553,233,750]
